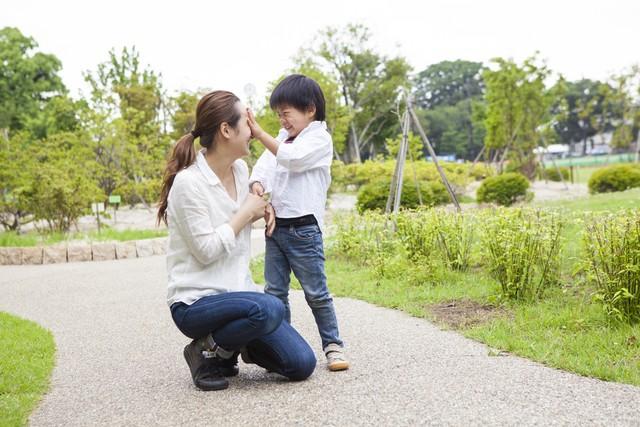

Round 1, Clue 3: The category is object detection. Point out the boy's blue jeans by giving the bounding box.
[264,223,343,350]
[171,292,316,381]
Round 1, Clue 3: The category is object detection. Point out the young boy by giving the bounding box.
[247,74,348,371]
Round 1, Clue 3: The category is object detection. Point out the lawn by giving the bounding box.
[0,228,168,248]
[251,189,640,386]
[0,312,55,427]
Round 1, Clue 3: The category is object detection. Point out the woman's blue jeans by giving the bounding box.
[171,291,316,381]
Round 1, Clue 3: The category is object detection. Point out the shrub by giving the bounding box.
[330,159,483,193]
[434,210,474,272]
[587,164,640,194]
[480,208,563,301]
[583,211,640,323]
[356,179,449,213]
[539,166,570,182]
[476,173,530,206]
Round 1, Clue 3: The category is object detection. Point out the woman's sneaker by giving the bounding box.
[324,343,349,371]
[183,340,229,391]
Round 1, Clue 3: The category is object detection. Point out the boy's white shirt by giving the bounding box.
[166,150,260,307]
[249,121,333,230]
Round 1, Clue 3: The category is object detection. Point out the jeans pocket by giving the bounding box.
[292,224,320,241]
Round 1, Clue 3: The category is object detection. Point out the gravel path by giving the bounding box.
[2,254,640,426]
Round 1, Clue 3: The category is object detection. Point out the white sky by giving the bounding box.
[2,0,639,104]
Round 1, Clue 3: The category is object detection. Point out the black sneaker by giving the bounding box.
[213,352,239,377]
[183,341,229,391]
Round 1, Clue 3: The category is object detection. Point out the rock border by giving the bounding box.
[0,238,167,266]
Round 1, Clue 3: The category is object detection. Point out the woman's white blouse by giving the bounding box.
[166,150,259,306]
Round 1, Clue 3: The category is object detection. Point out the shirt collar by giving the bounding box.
[195,149,221,187]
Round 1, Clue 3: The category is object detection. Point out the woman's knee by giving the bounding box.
[287,347,317,381]
[248,293,285,335]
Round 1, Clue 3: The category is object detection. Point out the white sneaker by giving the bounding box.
[324,343,349,371]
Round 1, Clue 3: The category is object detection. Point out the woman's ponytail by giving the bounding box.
[157,133,197,226]
[157,90,241,226]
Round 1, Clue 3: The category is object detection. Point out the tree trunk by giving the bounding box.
[347,124,361,163]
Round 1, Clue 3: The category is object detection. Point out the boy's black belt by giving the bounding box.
[275,214,317,227]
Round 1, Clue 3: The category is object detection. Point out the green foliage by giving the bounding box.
[587,164,640,194]
[315,23,411,162]
[583,211,640,323]
[434,211,474,272]
[356,179,449,213]
[538,166,570,182]
[414,60,485,109]
[84,46,170,204]
[330,159,482,193]
[0,312,55,427]
[483,55,552,178]
[25,132,103,232]
[476,173,530,206]
[480,208,563,301]
[385,131,423,160]
[0,27,66,134]
[413,60,486,160]
[169,91,199,140]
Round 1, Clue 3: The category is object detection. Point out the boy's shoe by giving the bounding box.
[324,343,349,371]
[183,340,229,391]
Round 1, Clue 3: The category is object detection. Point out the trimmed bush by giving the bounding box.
[587,164,640,194]
[539,166,570,182]
[356,179,449,213]
[476,173,530,206]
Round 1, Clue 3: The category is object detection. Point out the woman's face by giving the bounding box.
[225,102,252,158]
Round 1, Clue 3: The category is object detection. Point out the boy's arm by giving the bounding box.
[249,149,277,194]
[275,133,332,173]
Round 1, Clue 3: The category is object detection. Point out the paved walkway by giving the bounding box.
[2,255,640,426]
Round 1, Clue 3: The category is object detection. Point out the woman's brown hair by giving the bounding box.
[157,90,241,225]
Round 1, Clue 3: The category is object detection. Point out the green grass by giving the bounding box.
[0,228,167,248]
[250,189,640,386]
[532,188,640,212]
[0,312,55,427]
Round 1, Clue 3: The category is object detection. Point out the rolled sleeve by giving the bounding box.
[215,223,237,254]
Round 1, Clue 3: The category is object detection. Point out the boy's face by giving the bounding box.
[275,104,316,138]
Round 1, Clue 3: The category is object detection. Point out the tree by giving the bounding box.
[0,132,35,231]
[414,60,484,110]
[0,27,66,137]
[84,47,170,204]
[314,24,411,162]
[413,60,486,160]
[169,91,199,141]
[483,55,552,178]
[606,70,638,151]
[550,78,617,154]
[23,132,102,232]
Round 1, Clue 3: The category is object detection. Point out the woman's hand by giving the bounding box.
[247,108,265,141]
[264,203,276,237]
[242,193,268,221]
[230,193,267,234]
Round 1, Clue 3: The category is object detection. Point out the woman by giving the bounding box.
[158,90,316,391]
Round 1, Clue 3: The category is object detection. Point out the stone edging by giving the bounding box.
[0,237,167,266]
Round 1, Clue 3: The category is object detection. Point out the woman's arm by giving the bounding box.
[172,179,266,265]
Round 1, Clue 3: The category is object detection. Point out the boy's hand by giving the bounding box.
[250,181,265,197]
[264,203,276,237]
[247,108,265,141]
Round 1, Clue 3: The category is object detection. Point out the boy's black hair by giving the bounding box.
[269,74,326,121]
